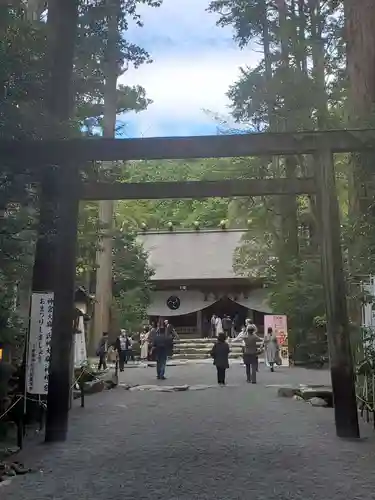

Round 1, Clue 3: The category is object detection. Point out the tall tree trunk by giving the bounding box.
[305,0,329,251]
[297,0,307,74]
[346,0,375,217]
[261,0,276,132]
[276,0,299,261]
[309,0,328,128]
[92,0,119,353]
[259,0,281,237]
[345,0,375,335]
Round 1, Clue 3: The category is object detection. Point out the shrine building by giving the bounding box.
[137,228,272,336]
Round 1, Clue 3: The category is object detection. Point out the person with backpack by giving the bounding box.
[149,319,177,380]
[242,327,262,383]
[222,315,233,338]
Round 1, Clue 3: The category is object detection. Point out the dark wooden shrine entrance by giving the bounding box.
[3,129,375,443]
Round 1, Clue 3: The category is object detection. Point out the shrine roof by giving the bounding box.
[137,229,248,282]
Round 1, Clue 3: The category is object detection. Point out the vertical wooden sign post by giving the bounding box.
[314,148,360,439]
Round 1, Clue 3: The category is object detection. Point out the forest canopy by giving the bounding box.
[1,0,375,363]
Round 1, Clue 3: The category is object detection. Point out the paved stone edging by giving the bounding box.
[274,383,333,407]
[119,383,221,392]
[0,462,33,487]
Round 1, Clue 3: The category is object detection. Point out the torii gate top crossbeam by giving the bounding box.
[1,129,375,164]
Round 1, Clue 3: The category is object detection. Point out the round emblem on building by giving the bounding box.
[166,295,180,310]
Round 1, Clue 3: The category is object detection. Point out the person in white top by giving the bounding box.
[140,326,150,361]
[232,318,258,342]
[215,316,224,336]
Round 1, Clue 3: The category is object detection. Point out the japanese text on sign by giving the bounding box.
[26,292,54,395]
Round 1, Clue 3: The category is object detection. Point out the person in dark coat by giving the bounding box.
[242,327,262,383]
[96,332,109,371]
[149,320,177,380]
[222,315,233,338]
[163,319,178,357]
[210,333,230,386]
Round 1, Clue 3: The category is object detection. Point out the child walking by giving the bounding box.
[210,333,230,386]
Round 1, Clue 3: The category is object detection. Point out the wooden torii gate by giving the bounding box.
[3,128,375,441]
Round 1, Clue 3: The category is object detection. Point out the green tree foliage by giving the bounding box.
[75,0,161,130]
[204,0,348,358]
[0,8,47,345]
[115,159,237,229]
[0,1,160,345]
[111,227,154,331]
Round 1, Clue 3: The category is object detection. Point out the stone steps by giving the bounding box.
[174,345,244,353]
[173,338,262,360]
[173,352,243,360]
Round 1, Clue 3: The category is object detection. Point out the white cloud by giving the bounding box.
[126,0,236,46]
[119,0,261,137]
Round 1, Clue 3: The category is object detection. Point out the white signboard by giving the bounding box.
[26,292,54,395]
[74,312,87,367]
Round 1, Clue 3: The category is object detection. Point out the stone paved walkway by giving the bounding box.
[3,365,375,500]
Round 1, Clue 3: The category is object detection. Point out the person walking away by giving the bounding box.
[115,329,128,372]
[210,333,230,386]
[264,327,279,372]
[97,332,109,371]
[242,327,262,383]
[140,326,150,361]
[222,315,233,339]
[245,319,260,371]
[149,321,173,380]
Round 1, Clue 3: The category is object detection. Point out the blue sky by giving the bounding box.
[120,0,260,138]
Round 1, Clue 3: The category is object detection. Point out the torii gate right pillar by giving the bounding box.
[315,148,360,439]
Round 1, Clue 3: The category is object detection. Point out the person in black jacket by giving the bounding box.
[149,320,177,380]
[222,315,233,338]
[210,333,230,386]
[96,332,109,371]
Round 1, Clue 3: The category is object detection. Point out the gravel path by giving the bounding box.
[3,365,375,500]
